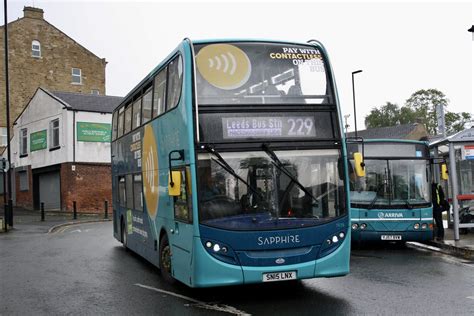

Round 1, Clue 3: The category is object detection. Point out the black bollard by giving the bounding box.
[73,201,77,220]
[41,202,45,222]
[104,200,108,219]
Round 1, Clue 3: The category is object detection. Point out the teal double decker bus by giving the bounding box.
[348,139,433,243]
[111,39,352,287]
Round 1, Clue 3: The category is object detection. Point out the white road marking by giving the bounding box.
[134,283,250,315]
[69,229,82,233]
[407,242,442,252]
[467,296,474,300]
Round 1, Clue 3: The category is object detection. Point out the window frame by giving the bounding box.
[118,176,126,207]
[19,128,28,157]
[32,40,41,58]
[19,170,29,192]
[166,55,183,111]
[132,97,142,130]
[71,68,82,85]
[49,118,60,150]
[111,53,183,141]
[133,173,143,212]
[0,127,7,147]
[141,87,153,124]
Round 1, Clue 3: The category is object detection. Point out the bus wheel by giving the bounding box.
[121,219,128,249]
[159,234,176,284]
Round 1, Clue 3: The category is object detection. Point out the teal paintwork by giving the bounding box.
[112,39,351,287]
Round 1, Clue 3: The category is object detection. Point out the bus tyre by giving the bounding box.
[159,234,176,284]
[121,219,128,249]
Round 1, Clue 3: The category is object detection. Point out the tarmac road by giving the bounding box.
[1,221,473,315]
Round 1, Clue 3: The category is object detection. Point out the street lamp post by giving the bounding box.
[351,70,363,137]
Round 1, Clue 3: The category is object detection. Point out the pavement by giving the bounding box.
[424,226,474,260]
[1,207,473,260]
[0,206,110,234]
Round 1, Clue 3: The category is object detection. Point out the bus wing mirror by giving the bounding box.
[353,152,366,177]
[168,171,182,196]
[441,163,449,181]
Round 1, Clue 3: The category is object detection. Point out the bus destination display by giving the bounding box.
[222,116,316,139]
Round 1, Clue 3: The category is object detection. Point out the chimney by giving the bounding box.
[23,6,44,20]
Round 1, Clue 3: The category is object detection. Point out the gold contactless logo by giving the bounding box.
[142,125,159,219]
[196,44,251,90]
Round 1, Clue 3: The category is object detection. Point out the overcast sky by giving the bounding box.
[4,0,474,131]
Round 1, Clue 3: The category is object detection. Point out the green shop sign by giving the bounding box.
[77,122,111,142]
[30,130,47,152]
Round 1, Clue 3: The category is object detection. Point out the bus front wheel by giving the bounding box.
[159,234,176,284]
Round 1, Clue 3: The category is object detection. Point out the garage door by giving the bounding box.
[39,171,60,210]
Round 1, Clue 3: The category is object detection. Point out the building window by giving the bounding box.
[91,89,100,95]
[71,68,82,84]
[19,170,29,191]
[0,127,7,147]
[20,128,28,156]
[32,40,41,58]
[50,119,60,149]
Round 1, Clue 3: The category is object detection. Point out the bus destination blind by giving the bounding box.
[222,116,316,139]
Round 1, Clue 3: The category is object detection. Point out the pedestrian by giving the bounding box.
[431,182,448,241]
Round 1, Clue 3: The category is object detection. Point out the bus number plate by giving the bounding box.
[263,271,296,282]
[381,235,402,241]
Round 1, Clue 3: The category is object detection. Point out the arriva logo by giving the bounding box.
[257,235,300,246]
[378,212,404,219]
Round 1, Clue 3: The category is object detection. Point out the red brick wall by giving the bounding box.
[15,166,33,209]
[61,163,112,213]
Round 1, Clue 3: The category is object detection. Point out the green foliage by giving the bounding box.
[364,89,472,135]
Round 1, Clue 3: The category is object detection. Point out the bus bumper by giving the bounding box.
[191,235,350,287]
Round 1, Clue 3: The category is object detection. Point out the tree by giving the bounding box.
[404,89,448,134]
[365,102,401,128]
[363,89,472,135]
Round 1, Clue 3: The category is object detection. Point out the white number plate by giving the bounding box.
[262,271,297,282]
[381,235,402,241]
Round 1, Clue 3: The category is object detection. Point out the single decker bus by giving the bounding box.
[111,39,353,287]
[348,139,433,244]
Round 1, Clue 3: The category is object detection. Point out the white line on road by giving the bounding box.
[134,283,251,315]
[408,242,474,268]
[467,296,474,300]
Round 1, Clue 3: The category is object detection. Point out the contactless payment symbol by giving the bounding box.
[196,44,251,90]
[142,125,159,219]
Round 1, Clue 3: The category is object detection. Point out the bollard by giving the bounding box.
[3,203,8,232]
[41,202,45,222]
[104,200,108,219]
[8,199,13,227]
[73,201,77,220]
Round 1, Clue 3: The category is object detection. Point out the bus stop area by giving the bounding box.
[428,127,474,259]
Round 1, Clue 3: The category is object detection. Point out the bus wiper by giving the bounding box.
[202,144,264,202]
[261,143,319,205]
[367,195,379,210]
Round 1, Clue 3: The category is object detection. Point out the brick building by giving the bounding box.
[10,88,122,212]
[0,6,107,150]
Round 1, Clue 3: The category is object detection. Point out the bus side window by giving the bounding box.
[142,88,153,124]
[173,167,192,223]
[118,176,126,207]
[126,174,133,210]
[153,68,167,117]
[124,104,132,135]
[112,111,118,141]
[117,106,125,138]
[133,173,143,211]
[166,55,183,110]
[132,98,142,130]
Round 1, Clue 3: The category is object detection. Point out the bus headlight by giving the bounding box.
[352,223,359,230]
[339,232,345,239]
[332,236,339,243]
[360,223,367,230]
[205,241,212,248]
[421,223,428,230]
[414,223,420,230]
[213,244,221,252]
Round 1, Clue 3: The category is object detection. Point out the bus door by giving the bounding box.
[169,166,194,284]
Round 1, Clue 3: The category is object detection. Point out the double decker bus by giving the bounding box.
[111,39,352,287]
[348,139,433,244]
